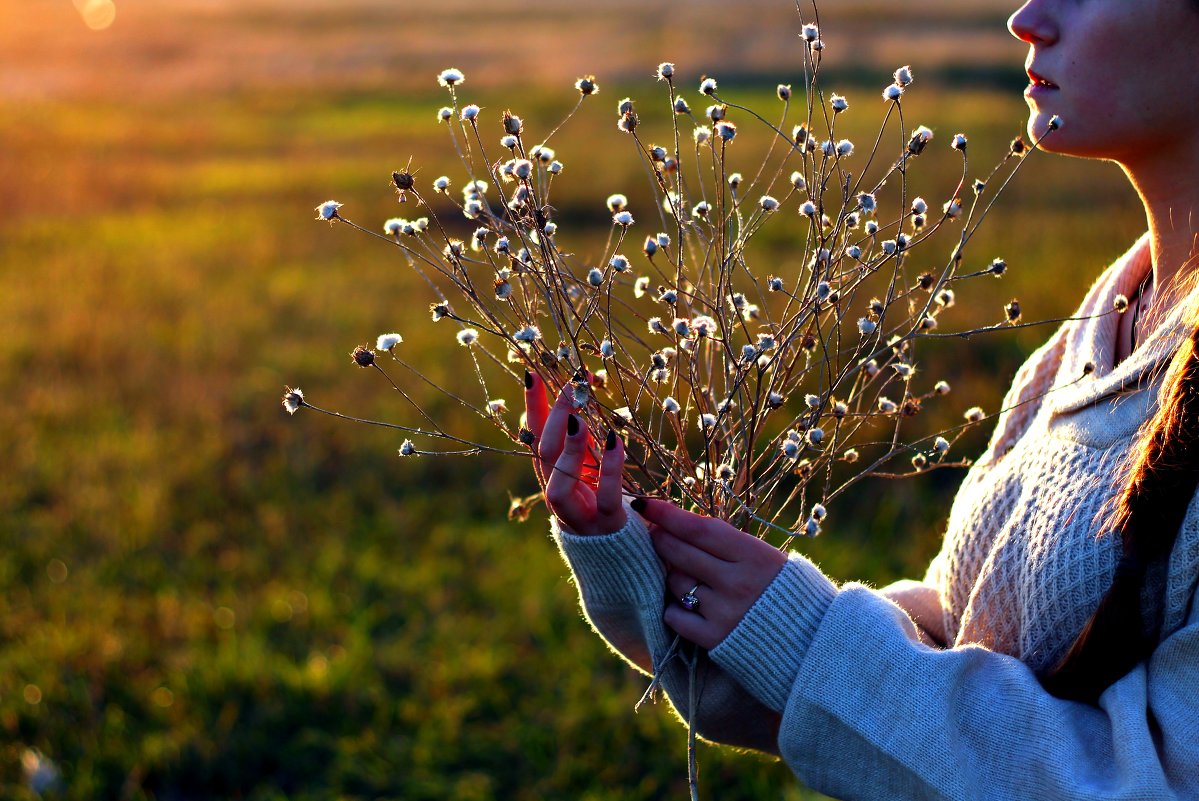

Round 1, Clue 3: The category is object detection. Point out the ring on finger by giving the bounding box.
[680,583,702,612]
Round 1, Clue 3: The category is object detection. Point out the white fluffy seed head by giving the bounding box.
[935,380,951,395]
[830,95,848,113]
[456,328,480,346]
[883,83,904,101]
[437,68,465,87]
[894,65,914,86]
[790,171,807,190]
[699,76,718,95]
[613,210,634,226]
[587,268,604,287]
[657,62,675,80]
[376,332,403,351]
[760,195,780,212]
[460,104,480,121]
[934,436,950,454]
[315,200,342,221]
[964,406,985,423]
[857,317,877,336]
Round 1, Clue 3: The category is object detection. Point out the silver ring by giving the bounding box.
[680,584,702,612]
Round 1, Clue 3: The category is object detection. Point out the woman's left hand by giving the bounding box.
[634,498,788,650]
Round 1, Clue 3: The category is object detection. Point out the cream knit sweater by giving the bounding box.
[554,234,1199,799]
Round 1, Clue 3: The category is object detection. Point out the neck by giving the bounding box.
[1120,151,1199,299]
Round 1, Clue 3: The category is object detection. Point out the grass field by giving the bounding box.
[0,1,1149,798]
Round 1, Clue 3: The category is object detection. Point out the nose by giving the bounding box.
[1008,0,1057,45]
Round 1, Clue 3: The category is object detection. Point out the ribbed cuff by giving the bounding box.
[553,505,665,607]
[709,554,838,712]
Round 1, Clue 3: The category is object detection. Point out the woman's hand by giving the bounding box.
[524,370,627,535]
[635,498,787,649]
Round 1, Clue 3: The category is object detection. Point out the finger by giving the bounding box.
[594,429,625,520]
[633,498,747,561]
[650,528,730,587]
[524,369,551,438]
[665,570,701,601]
[663,605,719,649]
[545,413,590,518]
[537,384,577,469]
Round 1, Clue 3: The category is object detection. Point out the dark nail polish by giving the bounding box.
[567,413,580,436]
[524,369,534,389]
[605,429,617,451]
[630,497,647,514]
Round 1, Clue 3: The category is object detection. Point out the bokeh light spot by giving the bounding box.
[47,559,68,584]
[77,0,116,31]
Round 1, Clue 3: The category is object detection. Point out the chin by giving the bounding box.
[1027,111,1072,153]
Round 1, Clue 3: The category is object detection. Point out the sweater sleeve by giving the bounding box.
[709,559,1199,800]
[552,505,790,754]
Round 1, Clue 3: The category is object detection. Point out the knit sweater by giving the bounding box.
[554,233,1199,800]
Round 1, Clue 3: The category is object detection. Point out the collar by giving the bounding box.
[1046,232,1188,417]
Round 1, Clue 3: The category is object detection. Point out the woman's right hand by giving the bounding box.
[524,370,628,535]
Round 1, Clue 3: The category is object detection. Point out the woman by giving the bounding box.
[524,0,1199,796]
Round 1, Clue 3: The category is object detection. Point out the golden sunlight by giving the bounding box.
[73,0,116,31]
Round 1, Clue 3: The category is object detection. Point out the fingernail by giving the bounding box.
[630,497,647,514]
[524,369,533,389]
[567,413,580,437]
[605,428,617,451]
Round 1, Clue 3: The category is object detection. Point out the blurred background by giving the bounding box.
[0,0,1144,798]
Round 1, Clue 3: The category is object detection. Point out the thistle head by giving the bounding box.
[575,75,599,96]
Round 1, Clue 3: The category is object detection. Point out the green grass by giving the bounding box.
[0,58,1145,800]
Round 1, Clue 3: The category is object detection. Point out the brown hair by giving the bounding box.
[1042,265,1199,703]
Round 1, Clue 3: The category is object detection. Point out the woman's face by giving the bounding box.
[1008,0,1199,163]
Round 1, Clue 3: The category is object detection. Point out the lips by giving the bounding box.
[1027,68,1058,89]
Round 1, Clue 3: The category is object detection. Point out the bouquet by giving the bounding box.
[285,2,1062,544]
